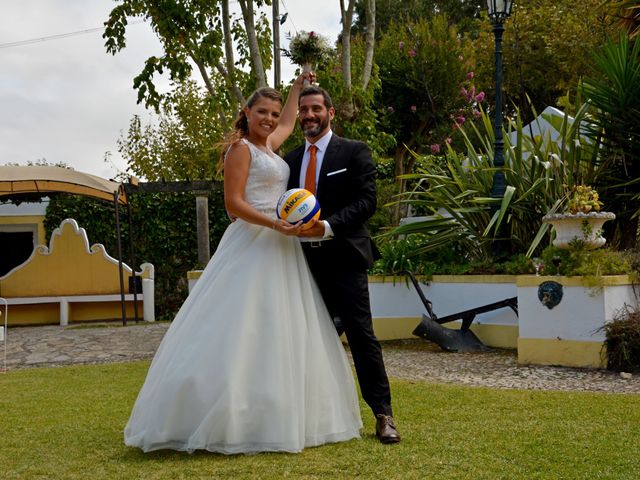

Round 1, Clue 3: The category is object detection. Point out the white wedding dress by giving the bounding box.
[124,139,362,454]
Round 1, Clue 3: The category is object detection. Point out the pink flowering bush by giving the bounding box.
[374,15,492,225]
[428,72,486,154]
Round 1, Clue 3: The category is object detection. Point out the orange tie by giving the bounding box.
[305,145,318,194]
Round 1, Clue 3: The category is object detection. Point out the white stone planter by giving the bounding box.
[517,275,637,368]
[542,211,615,249]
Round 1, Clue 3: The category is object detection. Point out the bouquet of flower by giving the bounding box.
[283,30,332,78]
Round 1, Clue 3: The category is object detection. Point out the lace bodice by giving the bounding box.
[240,139,289,217]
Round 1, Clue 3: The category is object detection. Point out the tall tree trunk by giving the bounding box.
[239,0,267,88]
[339,0,356,119]
[214,61,245,106]
[222,0,245,106]
[392,146,408,226]
[193,58,216,99]
[362,0,375,90]
[339,0,355,92]
[272,1,281,87]
[391,117,431,225]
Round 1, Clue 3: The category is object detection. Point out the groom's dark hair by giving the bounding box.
[299,85,333,109]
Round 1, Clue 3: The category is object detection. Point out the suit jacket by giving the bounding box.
[284,133,380,270]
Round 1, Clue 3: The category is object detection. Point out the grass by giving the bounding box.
[1,362,639,479]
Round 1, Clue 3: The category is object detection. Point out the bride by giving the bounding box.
[124,74,363,454]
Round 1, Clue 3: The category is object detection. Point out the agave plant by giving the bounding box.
[384,101,604,262]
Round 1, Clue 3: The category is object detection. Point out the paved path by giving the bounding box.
[2,322,639,393]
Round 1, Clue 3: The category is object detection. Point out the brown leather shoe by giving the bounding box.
[375,414,401,444]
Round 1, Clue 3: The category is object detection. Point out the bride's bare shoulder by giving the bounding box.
[224,141,251,168]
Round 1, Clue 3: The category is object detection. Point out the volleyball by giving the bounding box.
[276,188,321,231]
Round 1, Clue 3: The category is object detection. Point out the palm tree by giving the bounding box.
[605,0,640,39]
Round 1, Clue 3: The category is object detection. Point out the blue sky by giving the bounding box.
[0,1,342,180]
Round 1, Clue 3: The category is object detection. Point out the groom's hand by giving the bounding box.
[298,219,325,237]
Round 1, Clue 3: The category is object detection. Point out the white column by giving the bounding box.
[59,299,69,326]
[142,278,155,322]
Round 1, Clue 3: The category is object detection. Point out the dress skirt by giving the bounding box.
[124,219,362,454]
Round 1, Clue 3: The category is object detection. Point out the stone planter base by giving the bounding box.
[517,275,636,369]
[517,338,606,368]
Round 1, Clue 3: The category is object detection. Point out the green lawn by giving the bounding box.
[1,362,639,479]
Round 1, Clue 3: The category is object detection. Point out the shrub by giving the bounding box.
[371,236,637,278]
[538,245,635,277]
[604,305,640,373]
[371,236,535,276]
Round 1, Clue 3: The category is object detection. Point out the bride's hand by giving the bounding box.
[294,71,315,88]
[273,219,304,236]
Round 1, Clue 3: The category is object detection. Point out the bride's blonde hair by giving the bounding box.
[217,87,283,173]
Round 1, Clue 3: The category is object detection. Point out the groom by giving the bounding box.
[284,86,400,444]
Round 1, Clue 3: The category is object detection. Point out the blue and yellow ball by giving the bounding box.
[276,188,321,231]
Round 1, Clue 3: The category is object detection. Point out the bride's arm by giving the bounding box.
[224,143,303,234]
[268,73,310,151]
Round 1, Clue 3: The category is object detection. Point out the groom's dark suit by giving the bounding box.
[285,133,393,417]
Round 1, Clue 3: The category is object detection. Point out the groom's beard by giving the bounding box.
[302,116,329,138]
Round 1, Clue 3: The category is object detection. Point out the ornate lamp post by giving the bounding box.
[487,0,514,199]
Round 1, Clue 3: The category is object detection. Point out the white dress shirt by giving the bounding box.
[299,130,334,239]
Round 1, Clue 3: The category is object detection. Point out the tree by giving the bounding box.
[337,0,377,119]
[353,0,483,37]
[471,0,618,122]
[375,17,480,205]
[339,0,356,100]
[361,0,376,89]
[237,0,268,87]
[116,81,224,181]
[103,0,273,113]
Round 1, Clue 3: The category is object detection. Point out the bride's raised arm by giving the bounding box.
[268,72,311,151]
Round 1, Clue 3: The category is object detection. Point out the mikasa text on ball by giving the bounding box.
[276,188,321,231]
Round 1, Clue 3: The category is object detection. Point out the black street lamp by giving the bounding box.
[487,0,514,200]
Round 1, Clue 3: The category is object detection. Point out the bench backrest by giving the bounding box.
[0,218,151,297]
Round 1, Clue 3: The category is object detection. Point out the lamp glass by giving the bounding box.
[487,0,513,18]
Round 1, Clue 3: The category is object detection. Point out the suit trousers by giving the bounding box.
[303,243,393,417]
